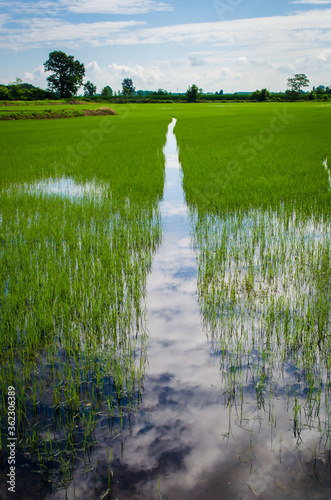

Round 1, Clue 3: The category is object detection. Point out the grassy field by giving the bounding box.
[0,104,170,194]
[173,102,331,213]
[0,101,330,494]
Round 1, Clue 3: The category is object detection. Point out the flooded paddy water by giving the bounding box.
[1,117,331,499]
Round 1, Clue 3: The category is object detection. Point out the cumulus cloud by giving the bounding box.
[316,49,331,61]
[3,65,47,88]
[23,72,34,81]
[86,61,165,89]
[24,49,329,95]
[84,58,246,94]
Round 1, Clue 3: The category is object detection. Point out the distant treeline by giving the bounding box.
[0,82,55,101]
[0,82,330,103]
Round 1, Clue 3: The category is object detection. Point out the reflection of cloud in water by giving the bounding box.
[163,118,181,170]
[323,157,331,188]
[160,200,187,216]
[53,374,330,500]
[8,176,110,200]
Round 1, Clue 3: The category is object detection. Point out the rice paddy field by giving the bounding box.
[0,102,331,499]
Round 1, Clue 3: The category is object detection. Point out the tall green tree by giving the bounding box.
[44,51,85,98]
[186,84,201,102]
[83,80,97,97]
[250,88,271,102]
[286,74,309,98]
[0,85,10,100]
[101,85,113,97]
[122,78,135,95]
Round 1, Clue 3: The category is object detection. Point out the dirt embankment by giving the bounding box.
[0,107,117,120]
[82,107,117,116]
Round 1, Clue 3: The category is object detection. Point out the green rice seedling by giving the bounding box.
[174,102,331,214]
[175,102,331,460]
[0,106,171,493]
[191,208,331,443]
[157,476,163,500]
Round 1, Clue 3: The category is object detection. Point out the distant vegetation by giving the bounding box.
[1,51,330,103]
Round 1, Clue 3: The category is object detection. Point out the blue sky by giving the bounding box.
[0,0,330,93]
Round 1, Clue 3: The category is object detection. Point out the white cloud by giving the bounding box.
[107,9,331,47]
[1,6,331,92]
[85,61,165,89]
[2,64,46,88]
[316,49,331,61]
[189,56,207,67]
[12,48,330,94]
[1,7,331,52]
[0,14,9,27]
[0,0,173,14]
[0,19,145,50]
[291,1,331,4]
[23,72,34,81]
[60,0,173,14]
[0,1,60,14]
[83,58,245,94]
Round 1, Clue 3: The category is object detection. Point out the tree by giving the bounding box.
[306,90,316,101]
[101,86,113,97]
[9,77,23,86]
[44,51,85,98]
[153,88,168,96]
[186,84,201,102]
[250,88,271,102]
[0,85,10,100]
[8,78,25,100]
[287,74,309,94]
[122,78,135,95]
[316,85,325,95]
[83,81,97,97]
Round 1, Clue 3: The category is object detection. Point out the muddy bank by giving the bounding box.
[0,107,116,120]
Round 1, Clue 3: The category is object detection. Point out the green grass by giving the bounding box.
[0,104,170,198]
[173,102,331,213]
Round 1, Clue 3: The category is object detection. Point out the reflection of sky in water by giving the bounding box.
[34,119,331,500]
[9,176,109,200]
[323,157,331,188]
